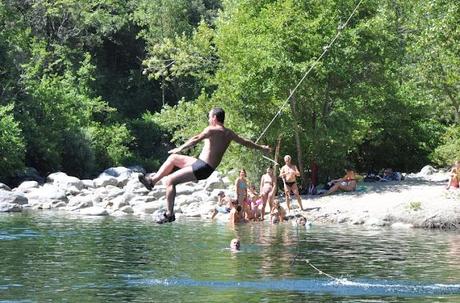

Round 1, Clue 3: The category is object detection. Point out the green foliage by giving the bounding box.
[88,123,133,171]
[0,104,26,178]
[0,0,458,184]
[407,201,422,212]
[431,125,460,167]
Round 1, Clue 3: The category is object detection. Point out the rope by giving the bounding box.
[255,0,365,144]
[291,223,346,284]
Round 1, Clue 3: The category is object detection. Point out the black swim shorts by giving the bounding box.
[192,159,215,180]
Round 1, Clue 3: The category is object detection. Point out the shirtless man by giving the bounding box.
[279,155,304,212]
[139,107,270,223]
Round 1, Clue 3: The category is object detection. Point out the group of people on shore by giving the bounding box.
[211,154,306,225]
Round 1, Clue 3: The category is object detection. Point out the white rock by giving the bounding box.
[419,165,437,176]
[81,180,95,188]
[94,176,118,188]
[0,190,28,205]
[47,172,84,191]
[25,184,68,204]
[132,202,160,214]
[176,183,198,196]
[0,183,11,191]
[80,206,108,216]
[119,205,134,214]
[0,203,22,212]
[17,181,39,192]
[391,222,413,229]
[204,171,224,191]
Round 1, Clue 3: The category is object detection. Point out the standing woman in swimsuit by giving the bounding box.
[259,167,275,219]
[279,155,304,212]
[235,169,251,220]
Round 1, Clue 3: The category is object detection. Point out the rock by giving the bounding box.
[391,222,413,229]
[53,201,67,208]
[93,176,118,188]
[123,176,151,195]
[0,183,11,191]
[0,203,22,212]
[176,183,199,196]
[9,167,45,187]
[148,186,166,200]
[80,206,108,216]
[105,186,124,200]
[119,205,134,214]
[17,181,39,192]
[0,190,28,205]
[98,167,134,187]
[204,171,225,191]
[364,217,385,226]
[47,172,84,192]
[25,184,68,205]
[81,180,95,188]
[419,165,437,176]
[67,194,95,210]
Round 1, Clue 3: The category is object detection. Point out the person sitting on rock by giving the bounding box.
[211,191,232,219]
[446,160,460,190]
[324,167,357,196]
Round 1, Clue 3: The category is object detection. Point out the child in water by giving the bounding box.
[248,185,263,220]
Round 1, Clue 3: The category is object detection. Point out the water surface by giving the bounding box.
[0,212,459,302]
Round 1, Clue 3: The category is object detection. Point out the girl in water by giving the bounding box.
[248,184,263,220]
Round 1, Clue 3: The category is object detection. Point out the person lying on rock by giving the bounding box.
[324,167,357,196]
[139,107,271,224]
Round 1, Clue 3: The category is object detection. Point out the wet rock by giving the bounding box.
[0,203,22,212]
[0,190,28,205]
[80,206,108,216]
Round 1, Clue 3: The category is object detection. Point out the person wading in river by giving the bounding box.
[139,107,271,224]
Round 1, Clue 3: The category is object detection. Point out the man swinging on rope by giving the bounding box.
[139,107,271,224]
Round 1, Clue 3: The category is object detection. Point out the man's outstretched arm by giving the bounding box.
[168,128,209,154]
[231,131,271,153]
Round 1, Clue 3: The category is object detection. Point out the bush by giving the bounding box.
[88,123,133,172]
[0,104,25,179]
[431,125,460,167]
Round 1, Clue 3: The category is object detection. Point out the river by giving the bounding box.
[0,212,459,302]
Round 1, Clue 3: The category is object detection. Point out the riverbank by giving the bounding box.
[297,175,460,229]
[1,166,459,230]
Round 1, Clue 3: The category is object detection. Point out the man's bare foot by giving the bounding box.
[138,174,154,190]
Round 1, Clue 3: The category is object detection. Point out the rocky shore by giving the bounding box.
[0,165,459,230]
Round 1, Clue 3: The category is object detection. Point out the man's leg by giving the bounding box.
[284,185,291,211]
[149,154,197,185]
[291,184,304,210]
[164,166,197,216]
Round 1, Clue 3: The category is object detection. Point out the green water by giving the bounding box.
[0,212,459,302]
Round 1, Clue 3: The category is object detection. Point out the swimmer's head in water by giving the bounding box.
[230,238,240,250]
[297,216,307,226]
[271,215,280,224]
